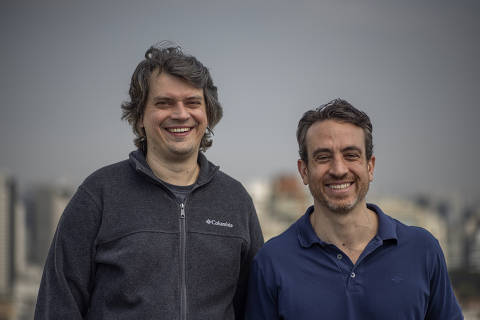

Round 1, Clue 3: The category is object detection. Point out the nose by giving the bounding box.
[329,155,348,178]
[171,102,190,120]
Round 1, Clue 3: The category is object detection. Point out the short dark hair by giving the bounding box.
[296,98,373,163]
[121,42,223,152]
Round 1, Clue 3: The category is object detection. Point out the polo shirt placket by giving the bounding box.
[317,232,386,296]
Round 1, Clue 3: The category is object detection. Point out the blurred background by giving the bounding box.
[1,0,479,318]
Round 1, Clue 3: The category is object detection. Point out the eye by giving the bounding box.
[345,153,360,160]
[314,155,330,162]
[186,100,202,107]
[154,100,170,108]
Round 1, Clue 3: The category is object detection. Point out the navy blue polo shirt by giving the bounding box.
[245,204,463,320]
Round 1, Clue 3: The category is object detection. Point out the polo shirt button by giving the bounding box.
[350,272,356,278]
[337,254,343,260]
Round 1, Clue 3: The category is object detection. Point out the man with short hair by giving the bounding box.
[245,99,462,319]
[34,43,263,320]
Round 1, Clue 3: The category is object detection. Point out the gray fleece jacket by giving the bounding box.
[34,150,264,320]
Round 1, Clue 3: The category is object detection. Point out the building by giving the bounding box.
[247,179,287,240]
[26,183,73,267]
[270,174,311,224]
[247,174,312,241]
[0,174,16,320]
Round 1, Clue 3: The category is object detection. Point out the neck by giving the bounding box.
[310,202,378,264]
[146,150,200,186]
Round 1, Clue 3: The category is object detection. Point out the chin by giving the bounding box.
[320,197,360,215]
[169,145,198,157]
[326,203,356,214]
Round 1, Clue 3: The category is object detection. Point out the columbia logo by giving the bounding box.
[206,219,234,228]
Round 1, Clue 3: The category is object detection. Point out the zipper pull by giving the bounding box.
[180,203,185,218]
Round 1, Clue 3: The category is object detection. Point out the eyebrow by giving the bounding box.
[342,146,363,154]
[311,148,332,157]
[311,146,363,157]
[152,95,203,102]
[183,96,204,102]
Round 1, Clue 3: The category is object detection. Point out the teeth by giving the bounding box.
[168,128,190,133]
[329,183,351,190]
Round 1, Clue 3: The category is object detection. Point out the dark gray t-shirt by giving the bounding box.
[162,180,195,203]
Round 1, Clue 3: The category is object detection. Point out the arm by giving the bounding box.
[234,202,264,319]
[244,256,280,320]
[34,186,101,320]
[425,239,464,320]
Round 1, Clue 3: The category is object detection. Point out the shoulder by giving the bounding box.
[393,217,439,247]
[215,169,248,188]
[77,158,135,201]
[255,222,299,266]
[57,161,133,226]
[377,209,443,258]
[83,159,131,184]
[211,169,253,201]
[199,154,252,199]
[370,203,440,249]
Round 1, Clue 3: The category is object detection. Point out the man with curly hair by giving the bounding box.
[34,42,263,320]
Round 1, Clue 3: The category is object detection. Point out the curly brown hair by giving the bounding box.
[121,42,223,152]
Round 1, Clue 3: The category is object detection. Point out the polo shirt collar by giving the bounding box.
[296,206,321,248]
[367,203,398,243]
[297,203,398,249]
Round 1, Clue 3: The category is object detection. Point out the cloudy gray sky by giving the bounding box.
[1,0,479,200]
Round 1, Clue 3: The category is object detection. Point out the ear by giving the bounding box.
[297,159,309,185]
[367,155,375,182]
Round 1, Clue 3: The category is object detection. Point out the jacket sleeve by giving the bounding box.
[34,186,101,320]
[425,239,464,320]
[234,201,264,319]
[244,255,280,320]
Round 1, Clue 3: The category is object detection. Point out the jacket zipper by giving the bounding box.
[180,203,187,320]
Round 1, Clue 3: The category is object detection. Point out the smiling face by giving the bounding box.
[298,120,375,214]
[141,71,208,162]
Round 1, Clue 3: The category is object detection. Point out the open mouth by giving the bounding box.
[166,127,193,134]
[326,182,353,190]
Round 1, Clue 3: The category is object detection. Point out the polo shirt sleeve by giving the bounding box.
[34,186,100,319]
[425,238,464,320]
[245,255,280,320]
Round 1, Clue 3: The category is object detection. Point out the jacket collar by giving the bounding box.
[297,203,398,249]
[128,149,219,187]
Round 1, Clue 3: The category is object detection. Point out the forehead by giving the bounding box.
[148,71,203,98]
[305,120,366,152]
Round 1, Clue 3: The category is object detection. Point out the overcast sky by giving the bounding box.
[1,0,479,201]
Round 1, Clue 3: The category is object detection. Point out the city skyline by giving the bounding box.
[1,0,479,201]
[1,170,480,319]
